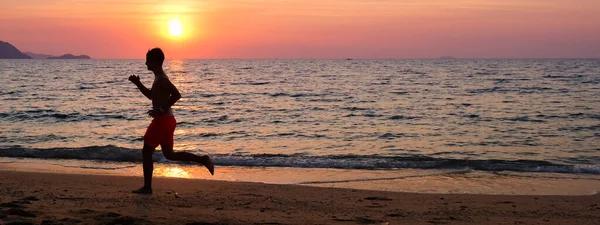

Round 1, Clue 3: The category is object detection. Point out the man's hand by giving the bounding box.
[147,109,158,118]
[147,108,165,118]
[129,75,152,100]
[128,75,141,85]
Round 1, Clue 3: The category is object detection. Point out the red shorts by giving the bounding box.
[144,115,176,148]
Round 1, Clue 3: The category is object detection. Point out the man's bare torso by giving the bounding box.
[151,75,174,116]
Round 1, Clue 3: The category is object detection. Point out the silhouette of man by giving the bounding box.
[129,48,214,194]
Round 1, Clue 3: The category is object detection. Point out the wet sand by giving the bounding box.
[0,171,599,225]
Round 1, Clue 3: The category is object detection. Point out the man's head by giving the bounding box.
[145,48,165,71]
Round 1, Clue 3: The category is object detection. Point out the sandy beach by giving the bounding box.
[0,171,598,225]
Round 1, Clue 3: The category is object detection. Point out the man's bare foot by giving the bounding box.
[132,187,153,195]
[201,155,214,175]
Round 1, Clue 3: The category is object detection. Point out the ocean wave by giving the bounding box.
[0,146,598,174]
[308,98,343,102]
[265,92,323,98]
[1,110,134,122]
[343,113,384,118]
[467,87,509,94]
[342,107,371,111]
[231,81,270,86]
[558,125,600,132]
[390,91,409,95]
[501,116,547,123]
[389,115,420,120]
[534,113,600,120]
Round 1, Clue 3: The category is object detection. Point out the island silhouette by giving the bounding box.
[24,52,56,59]
[0,41,32,59]
[48,54,91,59]
[1,40,91,59]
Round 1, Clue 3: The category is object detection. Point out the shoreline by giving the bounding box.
[2,157,600,196]
[0,170,599,225]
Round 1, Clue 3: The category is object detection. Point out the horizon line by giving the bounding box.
[10,57,600,60]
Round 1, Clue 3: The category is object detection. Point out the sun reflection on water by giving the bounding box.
[166,60,188,89]
[155,166,192,178]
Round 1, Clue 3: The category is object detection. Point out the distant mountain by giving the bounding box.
[0,41,32,59]
[24,52,56,59]
[47,54,91,59]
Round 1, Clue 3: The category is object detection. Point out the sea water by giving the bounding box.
[1,59,599,194]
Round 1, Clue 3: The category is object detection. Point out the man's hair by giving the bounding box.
[146,48,165,64]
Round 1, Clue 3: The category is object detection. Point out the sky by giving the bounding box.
[1,0,599,59]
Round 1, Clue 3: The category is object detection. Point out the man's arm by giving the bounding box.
[128,75,152,100]
[163,77,181,108]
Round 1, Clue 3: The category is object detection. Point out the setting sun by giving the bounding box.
[168,18,183,37]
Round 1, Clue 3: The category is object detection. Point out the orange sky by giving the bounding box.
[1,0,599,59]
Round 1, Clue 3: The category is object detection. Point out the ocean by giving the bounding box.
[1,59,599,195]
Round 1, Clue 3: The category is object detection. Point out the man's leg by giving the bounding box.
[133,143,155,194]
[161,145,214,175]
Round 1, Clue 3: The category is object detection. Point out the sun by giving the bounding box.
[167,18,183,37]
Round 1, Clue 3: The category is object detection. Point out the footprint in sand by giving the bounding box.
[0,203,25,208]
[6,208,36,218]
[21,197,39,201]
[364,197,393,201]
[4,221,35,225]
[105,216,150,225]
[59,218,83,223]
[185,222,228,225]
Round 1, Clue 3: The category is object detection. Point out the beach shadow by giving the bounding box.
[133,194,153,220]
[1,197,40,225]
[69,209,150,225]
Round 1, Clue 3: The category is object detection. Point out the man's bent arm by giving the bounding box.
[164,79,181,108]
[167,87,181,108]
[134,82,152,100]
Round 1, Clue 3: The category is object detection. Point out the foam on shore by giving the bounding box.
[1,157,599,196]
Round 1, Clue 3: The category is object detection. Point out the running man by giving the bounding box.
[129,48,214,194]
